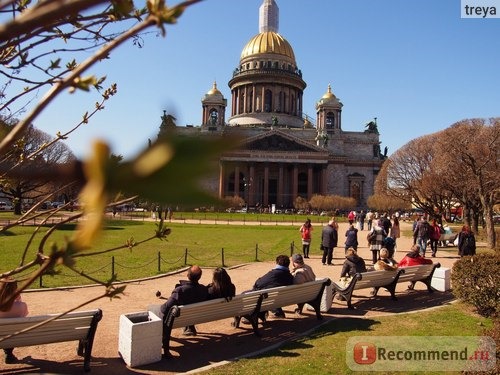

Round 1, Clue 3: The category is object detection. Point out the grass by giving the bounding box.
[0,218,304,288]
[0,212,487,288]
[203,303,493,375]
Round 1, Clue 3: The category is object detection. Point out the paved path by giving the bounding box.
[2,221,461,374]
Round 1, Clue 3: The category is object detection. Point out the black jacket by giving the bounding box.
[252,268,294,290]
[321,224,338,248]
[340,255,367,277]
[160,280,209,315]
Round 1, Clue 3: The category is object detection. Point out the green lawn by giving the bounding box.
[0,219,304,288]
[203,303,494,375]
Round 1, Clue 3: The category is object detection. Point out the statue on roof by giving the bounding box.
[364,117,379,134]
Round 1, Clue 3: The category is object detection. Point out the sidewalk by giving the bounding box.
[3,221,460,374]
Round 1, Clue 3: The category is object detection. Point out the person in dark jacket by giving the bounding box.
[160,265,209,338]
[207,267,236,301]
[340,248,367,278]
[458,225,476,257]
[321,219,338,265]
[345,224,358,252]
[251,254,294,318]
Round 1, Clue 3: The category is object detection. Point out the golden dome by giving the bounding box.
[241,31,296,62]
[322,84,336,100]
[206,81,222,96]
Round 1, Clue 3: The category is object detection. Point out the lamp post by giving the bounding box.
[243,177,252,209]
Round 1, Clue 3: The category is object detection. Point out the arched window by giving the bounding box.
[326,112,335,129]
[209,109,218,125]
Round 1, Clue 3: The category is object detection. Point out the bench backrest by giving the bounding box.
[350,270,401,290]
[258,278,329,312]
[149,291,265,329]
[0,309,102,349]
[397,264,438,283]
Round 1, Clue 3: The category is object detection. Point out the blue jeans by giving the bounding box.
[417,237,428,256]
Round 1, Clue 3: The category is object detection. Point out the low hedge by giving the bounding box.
[451,252,500,318]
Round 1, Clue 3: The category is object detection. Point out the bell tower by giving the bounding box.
[201,81,227,129]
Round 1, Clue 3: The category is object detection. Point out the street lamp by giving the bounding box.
[243,177,252,209]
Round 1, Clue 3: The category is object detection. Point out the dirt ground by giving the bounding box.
[1,221,460,374]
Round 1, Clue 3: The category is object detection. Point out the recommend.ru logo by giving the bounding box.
[347,336,496,372]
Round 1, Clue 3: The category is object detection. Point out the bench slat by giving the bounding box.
[259,279,329,311]
[171,293,263,328]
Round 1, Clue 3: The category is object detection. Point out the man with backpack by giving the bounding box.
[414,216,430,257]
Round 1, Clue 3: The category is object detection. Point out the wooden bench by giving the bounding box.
[332,269,405,309]
[148,291,267,354]
[148,278,331,354]
[0,309,102,372]
[332,263,442,309]
[256,278,331,320]
[396,262,441,292]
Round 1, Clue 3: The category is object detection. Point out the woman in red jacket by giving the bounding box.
[398,245,433,267]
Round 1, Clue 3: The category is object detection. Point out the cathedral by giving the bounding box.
[169,0,386,210]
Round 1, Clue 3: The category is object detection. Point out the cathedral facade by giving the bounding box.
[172,0,386,210]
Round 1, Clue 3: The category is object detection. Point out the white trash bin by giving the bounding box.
[118,310,162,367]
[431,267,451,292]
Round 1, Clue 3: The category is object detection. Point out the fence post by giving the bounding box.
[111,256,115,278]
[221,248,225,267]
[184,248,188,265]
[158,251,161,273]
[255,243,258,261]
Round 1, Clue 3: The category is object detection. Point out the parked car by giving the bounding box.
[0,202,13,210]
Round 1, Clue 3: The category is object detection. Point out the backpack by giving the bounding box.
[367,230,377,243]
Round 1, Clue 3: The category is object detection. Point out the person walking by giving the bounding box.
[321,219,338,265]
[366,210,374,231]
[357,210,366,231]
[458,225,476,257]
[367,219,387,265]
[344,224,359,252]
[299,218,313,258]
[414,216,430,257]
[390,215,401,252]
[429,219,442,257]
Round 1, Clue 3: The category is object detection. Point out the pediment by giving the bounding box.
[242,130,323,153]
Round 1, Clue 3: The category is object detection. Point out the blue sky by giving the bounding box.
[32,0,500,159]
